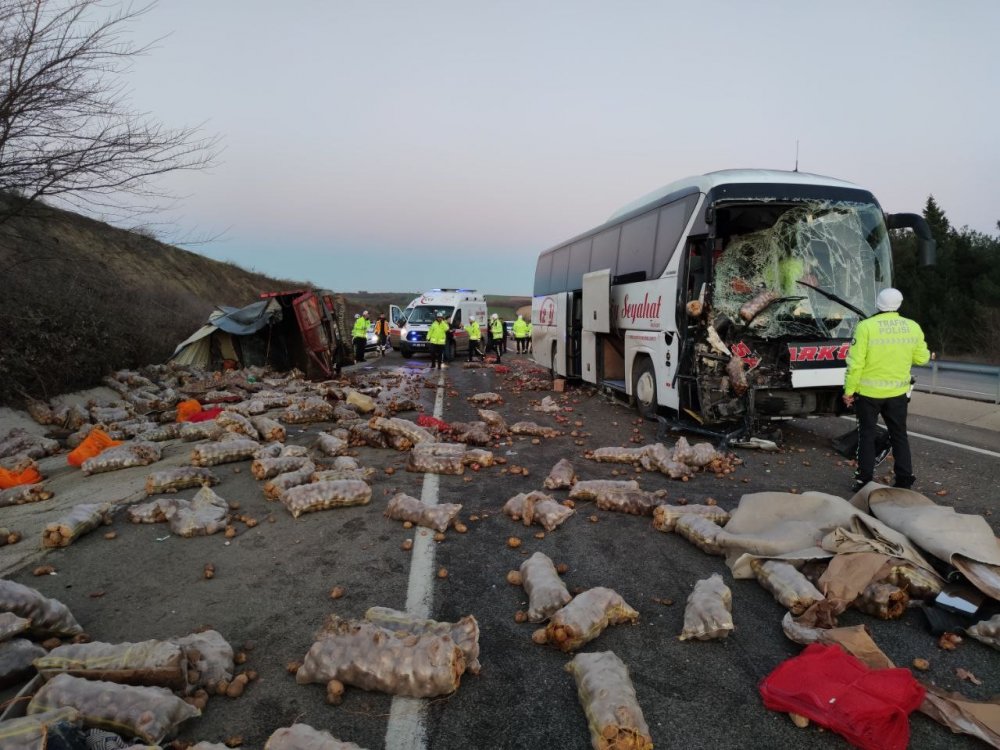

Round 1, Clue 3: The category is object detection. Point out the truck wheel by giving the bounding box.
[400,346,413,359]
[632,357,658,420]
[444,341,456,362]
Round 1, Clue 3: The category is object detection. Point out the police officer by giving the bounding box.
[427,312,449,369]
[512,314,528,354]
[843,288,930,492]
[488,313,504,364]
[352,311,370,362]
[465,316,485,362]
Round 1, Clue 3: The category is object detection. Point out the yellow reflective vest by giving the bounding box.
[352,316,368,338]
[513,317,528,337]
[844,312,930,398]
[490,319,504,338]
[464,321,481,341]
[427,320,449,345]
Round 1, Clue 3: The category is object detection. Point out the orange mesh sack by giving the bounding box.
[0,466,42,489]
[67,428,121,468]
[175,399,202,423]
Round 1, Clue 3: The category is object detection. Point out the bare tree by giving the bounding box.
[0,0,219,223]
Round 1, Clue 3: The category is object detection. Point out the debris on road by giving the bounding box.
[145,466,218,495]
[674,515,726,556]
[42,504,111,548]
[519,552,572,623]
[0,482,53,507]
[540,587,639,652]
[468,392,504,406]
[750,560,824,616]
[679,574,733,641]
[854,582,909,620]
[407,442,466,475]
[34,638,189,690]
[503,492,574,532]
[167,486,230,537]
[565,651,652,750]
[363,606,481,675]
[510,421,560,438]
[80,441,161,475]
[651,503,730,533]
[542,458,576,490]
[191,438,260,467]
[280,480,371,518]
[968,614,1000,650]
[385,493,462,532]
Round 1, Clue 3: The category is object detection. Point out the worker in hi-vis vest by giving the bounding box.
[352,311,370,363]
[464,319,484,362]
[489,314,504,364]
[843,288,931,493]
[426,312,449,370]
[512,314,529,354]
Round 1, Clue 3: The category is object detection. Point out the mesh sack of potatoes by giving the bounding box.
[449,422,492,446]
[280,480,371,518]
[263,462,317,500]
[385,493,462,532]
[169,630,234,692]
[251,456,311,480]
[565,651,652,750]
[225,399,265,418]
[282,401,335,424]
[476,408,508,434]
[569,480,639,501]
[0,612,32,642]
[750,560,824,616]
[312,468,375,483]
[348,424,389,448]
[179,422,225,442]
[461,448,494,467]
[727,356,748,396]
[280,444,309,457]
[144,467,217,496]
[679,573,733,641]
[254,442,283,460]
[0,580,82,637]
[81,442,161,476]
[594,489,666,517]
[91,406,131,424]
[27,673,199,745]
[315,433,348,457]
[468,392,503,406]
[137,422,185,442]
[510,421,559,438]
[406,443,466,475]
[190,438,260,467]
[127,498,180,524]
[674,515,726,556]
[882,562,942,600]
[543,458,576,490]
[540,588,639,652]
[296,616,466,698]
[168,487,229,537]
[588,446,646,464]
[34,639,188,690]
[638,443,692,479]
[0,708,82,750]
[251,416,286,443]
[42,503,111,548]
[967,614,1000,651]
[215,411,257,438]
[651,504,730,533]
[264,723,368,750]
[503,492,574,532]
[364,607,481,675]
[520,552,572,623]
[0,638,46,688]
[853,581,908,620]
[368,416,434,446]
[0,483,53,508]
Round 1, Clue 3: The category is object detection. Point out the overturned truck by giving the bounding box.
[531,169,935,438]
[171,289,354,378]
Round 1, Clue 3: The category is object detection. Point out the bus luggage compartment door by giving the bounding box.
[582,269,611,333]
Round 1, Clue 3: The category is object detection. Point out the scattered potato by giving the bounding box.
[437,567,448,579]
[506,570,523,586]
[912,658,930,671]
[33,565,55,576]
[401,539,413,551]
[103,531,117,540]
[507,537,522,548]
[454,522,468,533]
[203,563,215,580]
[329,586,345,600]
[514,611,527,623]
[326,679,345,705]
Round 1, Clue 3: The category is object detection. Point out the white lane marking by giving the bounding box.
[385,368,446,750]
[839,416,1000,458]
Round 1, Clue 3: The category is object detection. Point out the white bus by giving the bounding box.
[531,169,935,434]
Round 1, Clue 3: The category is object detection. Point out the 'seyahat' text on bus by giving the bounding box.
[531,169,935,437]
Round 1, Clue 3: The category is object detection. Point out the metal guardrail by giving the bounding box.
[913,360,1000,404]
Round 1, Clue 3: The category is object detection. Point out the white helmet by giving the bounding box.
[491,313,498,320]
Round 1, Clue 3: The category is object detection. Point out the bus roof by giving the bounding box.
[607,169,863,221]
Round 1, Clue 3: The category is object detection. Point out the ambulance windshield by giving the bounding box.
[408,306,455,324]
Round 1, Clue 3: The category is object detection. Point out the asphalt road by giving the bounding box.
[914,360,1000,402]
[4,353,998,749]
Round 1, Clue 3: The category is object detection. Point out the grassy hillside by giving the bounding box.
[0,197,533,405]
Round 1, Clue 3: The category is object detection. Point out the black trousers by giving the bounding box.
[353,337,366,362]
[855,394,913,487]
[467,339,482,361]
[429,343,444,368]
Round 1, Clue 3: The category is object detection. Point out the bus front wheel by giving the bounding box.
[632,357,658,420]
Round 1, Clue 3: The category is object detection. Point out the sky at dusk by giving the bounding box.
[121,0,999,296]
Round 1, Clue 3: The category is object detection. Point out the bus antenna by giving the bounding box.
[794,140,799,172]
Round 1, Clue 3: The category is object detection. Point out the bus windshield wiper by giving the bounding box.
[796,280,868,319]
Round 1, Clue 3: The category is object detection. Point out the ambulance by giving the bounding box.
[392,289,488,360]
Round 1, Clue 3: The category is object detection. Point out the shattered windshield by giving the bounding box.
[407,306,455,325]
[712,201,890,338]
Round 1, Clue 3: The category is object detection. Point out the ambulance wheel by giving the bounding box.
[633,357,658,420]
[400,346,413,359]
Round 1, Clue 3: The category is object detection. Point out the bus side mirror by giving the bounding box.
[886,213,936,267]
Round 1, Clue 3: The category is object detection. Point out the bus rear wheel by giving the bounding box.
[632,357,658,420]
